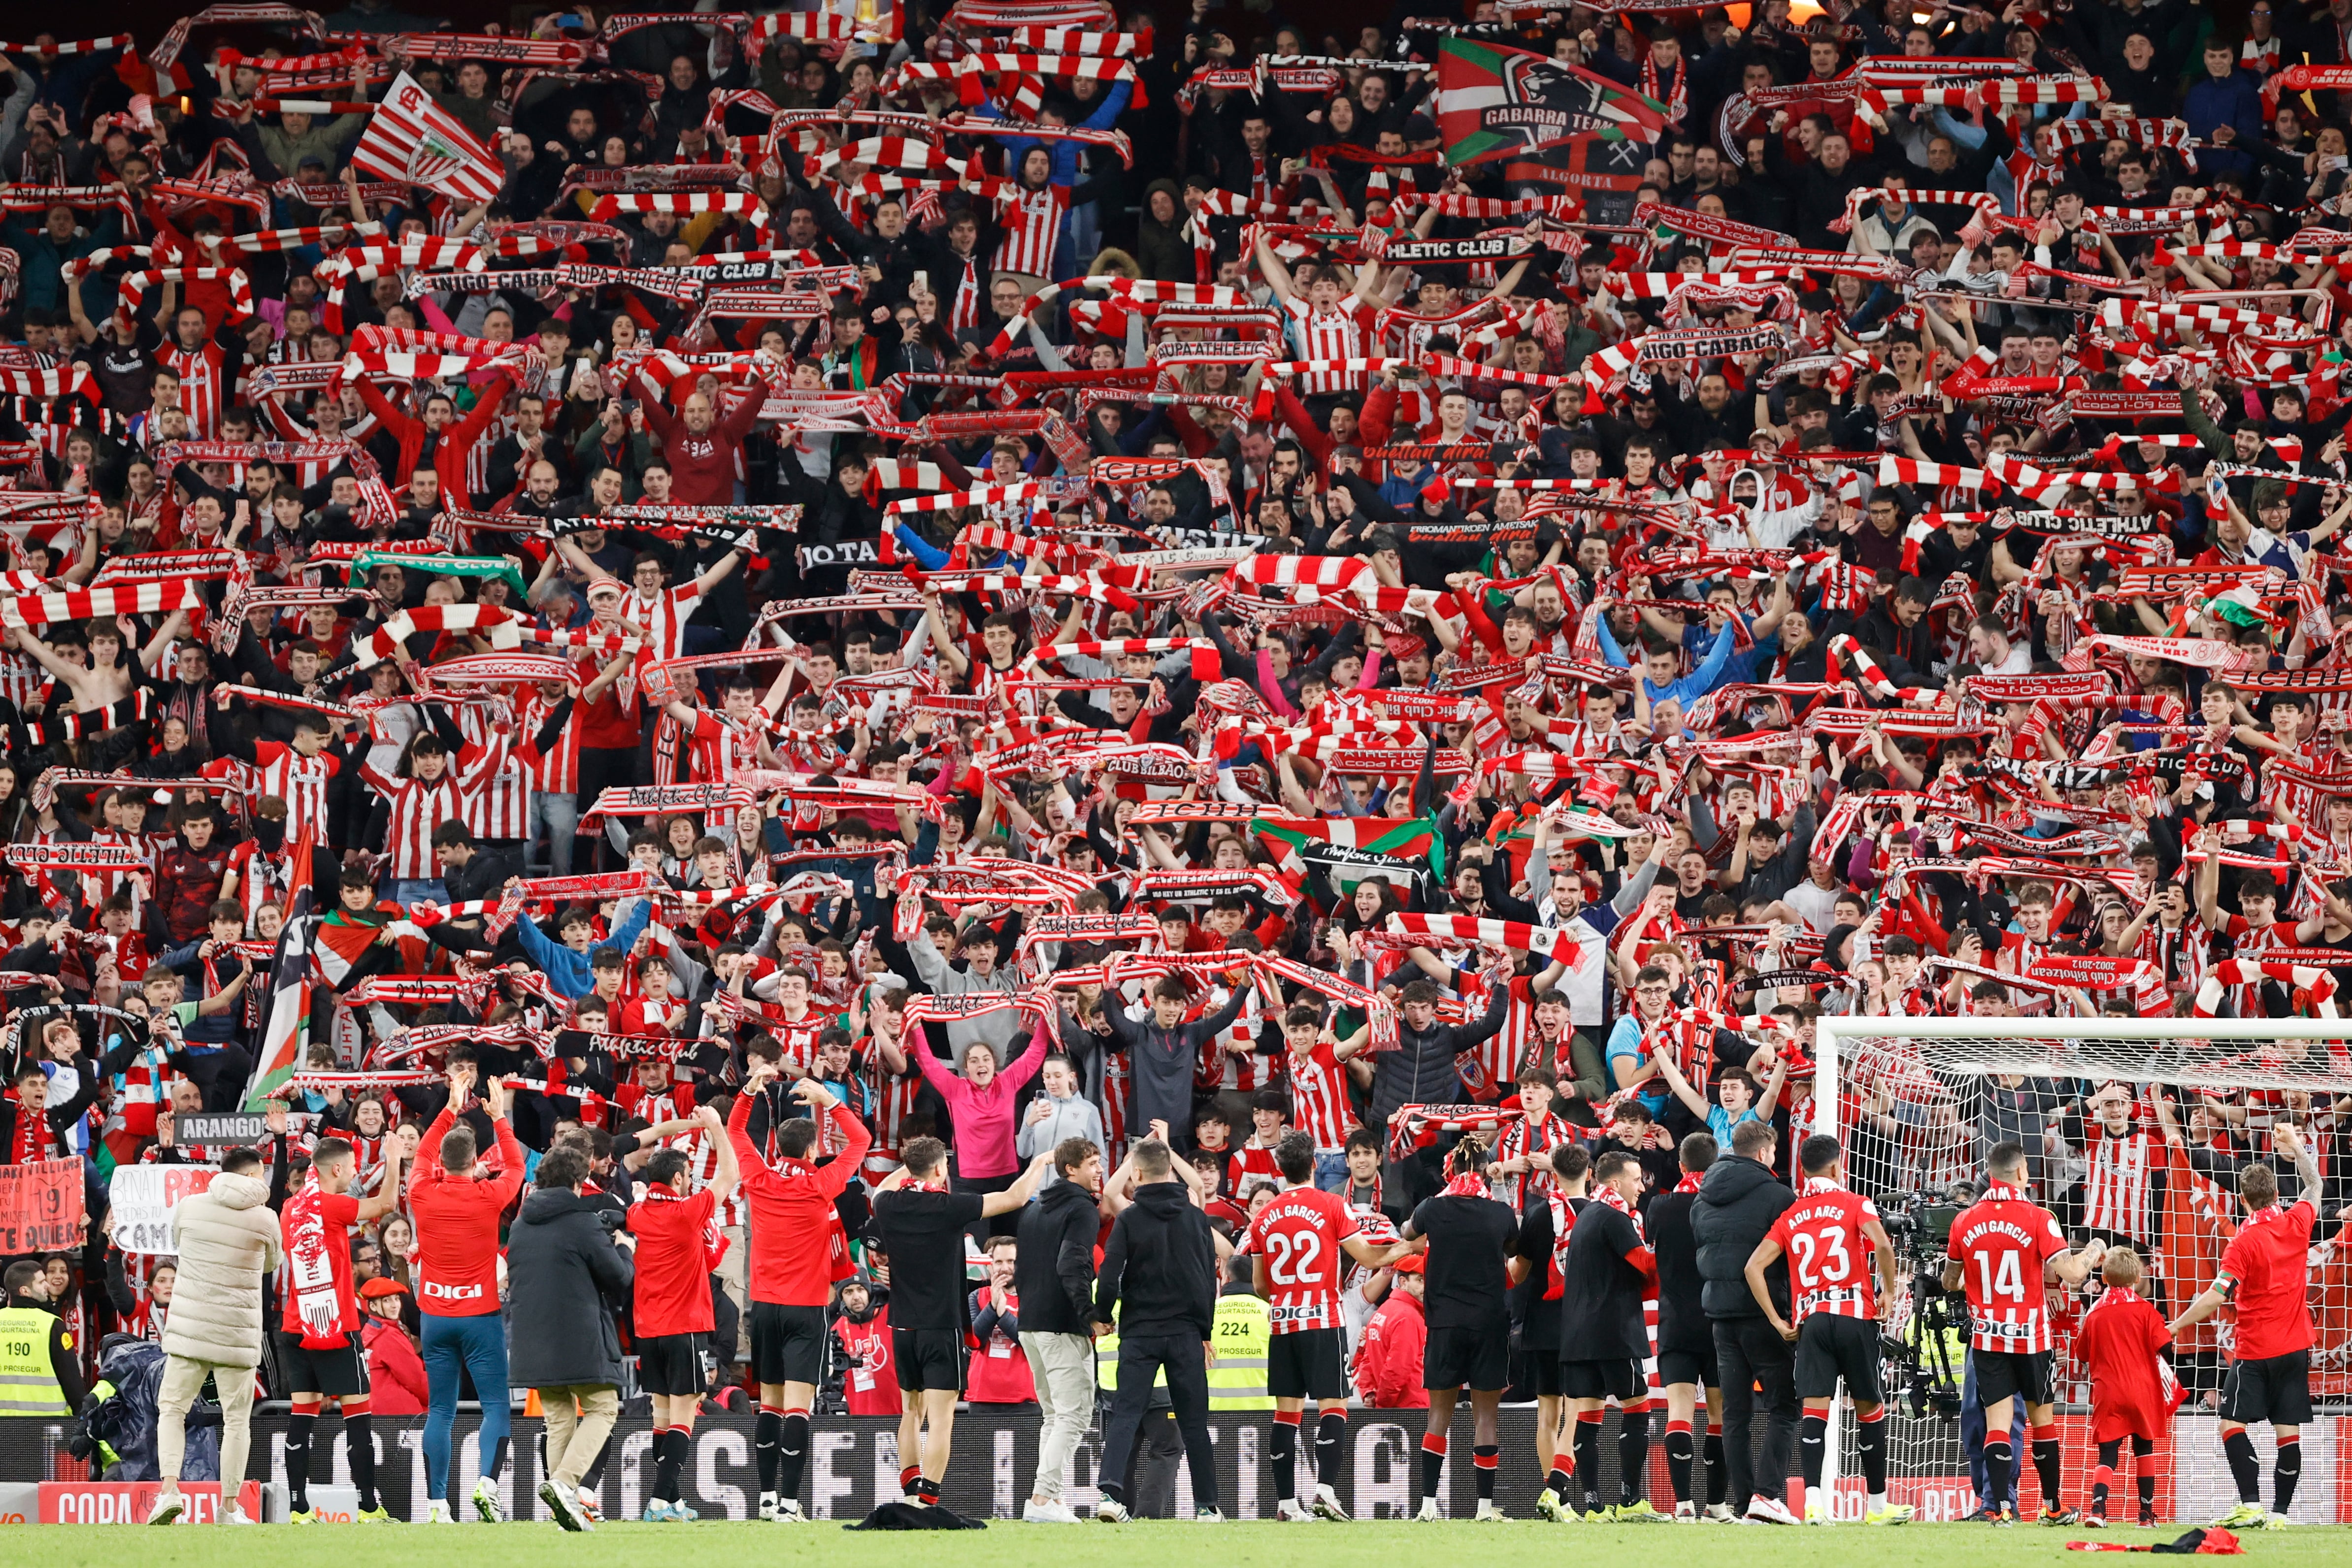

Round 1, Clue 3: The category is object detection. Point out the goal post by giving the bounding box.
[1805,1015,2352,1524]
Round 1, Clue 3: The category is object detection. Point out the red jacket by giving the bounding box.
[1353,1288,1428,1409]
[637,382,765,505]
[726,1096,870,1307]
[406,1109,526,1316]
[354,368,515,510]
[361,1315,429,1415]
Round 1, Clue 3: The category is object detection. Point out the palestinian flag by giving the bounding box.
[1437,37,1668,167]
[1504,134,1656,192]
[242,890,314,1109]
[1251,814,1445,877]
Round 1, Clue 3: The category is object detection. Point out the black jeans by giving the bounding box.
[1714,1316,1799,1508]
[1096,1331,1219,1513]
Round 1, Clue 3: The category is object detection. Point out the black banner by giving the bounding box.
[171,1112,272,1145]
[798,537,885,573]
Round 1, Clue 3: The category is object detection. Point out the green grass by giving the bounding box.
[38,1518,2352,1568]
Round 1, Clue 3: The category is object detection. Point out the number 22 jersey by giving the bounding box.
[1241,1184,1361,1333]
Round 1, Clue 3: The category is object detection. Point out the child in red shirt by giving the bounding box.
[2072,1247,2175,1528]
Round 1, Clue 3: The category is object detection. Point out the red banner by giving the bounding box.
[0,1157,83,1254]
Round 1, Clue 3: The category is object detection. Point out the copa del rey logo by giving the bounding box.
[38,1482,263,1523]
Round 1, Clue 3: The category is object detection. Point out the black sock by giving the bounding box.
[1419,1434,1446,1500]
[1984,1439,2014,1510]
[582,1428,615,1490]
[2094,1440,2120,1518]
[1573,1417,1601,1511]
[755,1407,782,1496]
[654,1429,682,1503]
[1315,1412,1345,1490]
[1269,1418,1297,1502]
[1547,1461,1575,1497]
[2032,1430,2063,1513]
[779,1410,810,1501]
[1473,1444,1498,1502]
[491,1435,511,1483]
[284,1415,314,1513]
[1618,1410,1650,1508]
[345,1413,377,1513]
[1665,1421,1694,1505]
[1705,1426,1727,1506]
[1857,1412,1888,1498]
[2273,1437,2301,1515]
[2223,1428,2260,1505]
[1799,1412,1829,1491]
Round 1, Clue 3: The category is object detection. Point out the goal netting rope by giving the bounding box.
[1813,1017,2352,1524]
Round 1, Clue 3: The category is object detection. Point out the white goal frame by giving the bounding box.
[1808,1016,2352,1511]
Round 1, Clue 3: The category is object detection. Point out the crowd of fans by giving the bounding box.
[0,0,2347,1521]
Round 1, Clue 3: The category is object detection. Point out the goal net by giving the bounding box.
[1811,1016,2352,1525]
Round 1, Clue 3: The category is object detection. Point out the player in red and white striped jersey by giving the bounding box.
[1255,228,1384,396]
[1942,1141,2110,1524]
[1749,1135,1907,1524]
[154,308,243,439]
[1240,1132,1411,1520]
[1278,1008,1367,1183]
[358,713,513,897]
[2075,1085,2162,1244]
[986,154,1071,278]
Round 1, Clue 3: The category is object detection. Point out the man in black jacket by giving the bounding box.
[506,1145,635,1532]
[1690,1118,1799,1523]
[1091,1138,1222,1523]
[1016,1137,1104,1524]
[1648,1132,1731,1521]
[1372,977,1512,1209]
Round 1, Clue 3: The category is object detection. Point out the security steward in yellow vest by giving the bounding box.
[1206,1290,1269,1408]
[0,1260,85,1416]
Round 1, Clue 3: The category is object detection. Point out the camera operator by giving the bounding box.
[507,1144,636,1532]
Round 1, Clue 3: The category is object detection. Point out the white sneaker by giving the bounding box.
[538,1481,583,1533]
[1275,1499,1313,1521]
[1311,1484,1351,1522]
[1675,1502,1698,1522]
[1022,1499,1080,1523]
[1094,1499,1131,1523]
[424,1501,453,1524]
[472,1477,504,1524]
[575,1488,599,1527]
[1194,1507,1226,1523]
[757,1493,779,1522]
[1704,1503,1738,1523]
[1474,1499,1508,1522]
[222,1506,256,1526]
[775,1500,807,1524]
[1416,1498,1442,1522]
[145,1492,185,1527]
[1747,1495,1800,1525]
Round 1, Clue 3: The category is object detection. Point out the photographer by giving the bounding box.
[507,1144,635,1533]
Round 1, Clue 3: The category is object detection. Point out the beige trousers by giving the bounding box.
[156,1353,257,1506]
[537,1384,620,1492]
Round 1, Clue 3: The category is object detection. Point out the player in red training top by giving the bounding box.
[629,1104,739,1522]
[2071,1246,2173,1529]
[726,1063,870,1524]
[1941,1140,2107,1527]
[408,1066,526,1523]
[278,1133,407,1522]
[2168,1123,2323,1531]
[1748,1133,1908,1526]
[1242,1130,1409,1522]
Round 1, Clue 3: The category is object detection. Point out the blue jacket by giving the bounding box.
[2181,70,2266,180]
[989,80,1133,189]
[515,896,654,998]
[1597,617,1739,708]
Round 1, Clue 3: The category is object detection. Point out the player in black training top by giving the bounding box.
[1558,1148,1669,1522]
[1403,1139,1522,1521]
[1647,1132,1732,1520]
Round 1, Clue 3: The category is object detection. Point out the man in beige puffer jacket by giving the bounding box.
[150,1147,281,1525]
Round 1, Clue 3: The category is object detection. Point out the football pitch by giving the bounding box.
[32,1519,2352,1567]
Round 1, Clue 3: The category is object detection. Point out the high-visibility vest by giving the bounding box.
[0,1306,70,1415]
[1205,1294,1269,1409]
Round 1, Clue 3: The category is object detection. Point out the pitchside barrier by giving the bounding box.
[0,1408,2342,1521]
